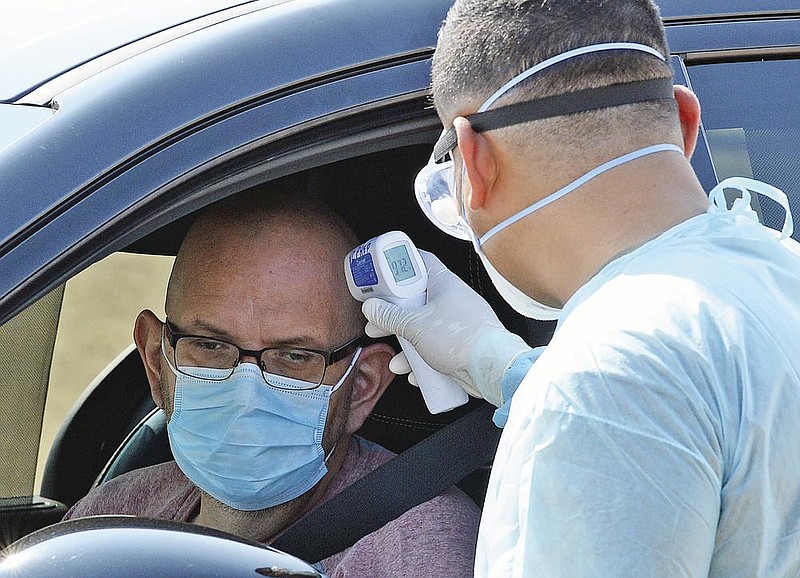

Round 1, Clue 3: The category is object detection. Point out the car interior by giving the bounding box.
[35,139,557,543]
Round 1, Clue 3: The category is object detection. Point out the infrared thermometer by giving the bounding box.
[345,231,469,414]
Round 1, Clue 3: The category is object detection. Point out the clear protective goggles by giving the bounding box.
[414,42,672,241]
[414,146,471,240]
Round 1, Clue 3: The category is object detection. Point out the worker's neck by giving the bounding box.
[488,152,708,308]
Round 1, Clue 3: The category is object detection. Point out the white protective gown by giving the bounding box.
[477,202,800,576]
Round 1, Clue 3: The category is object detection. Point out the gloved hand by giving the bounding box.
[362,250,533,407]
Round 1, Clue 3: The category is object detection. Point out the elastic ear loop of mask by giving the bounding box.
[331,348,362,394]
[323,347,363,463]
[708,177,793,240]
[477,143,685,246]
[480,42,666,111]
[161,325,180,377]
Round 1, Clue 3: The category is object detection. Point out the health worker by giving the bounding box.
[362,0,800,576]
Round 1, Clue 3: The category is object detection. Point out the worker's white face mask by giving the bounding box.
[474,242,562,321]
[414,42,678,320]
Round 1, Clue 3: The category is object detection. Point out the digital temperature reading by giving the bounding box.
[384,244,416,283]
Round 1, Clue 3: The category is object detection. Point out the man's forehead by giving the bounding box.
[169,215,357,346]
[169,314,336,351]
[170,279,348,347]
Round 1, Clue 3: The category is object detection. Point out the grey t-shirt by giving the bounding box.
[67,436,480,577]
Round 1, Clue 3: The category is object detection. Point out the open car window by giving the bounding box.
[36,253,173,490]
[2,116,534,539]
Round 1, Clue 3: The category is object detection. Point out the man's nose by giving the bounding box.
[236,346,266,369]
[239,354,261,365]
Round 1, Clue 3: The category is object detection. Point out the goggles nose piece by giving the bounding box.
[431,197,460,227]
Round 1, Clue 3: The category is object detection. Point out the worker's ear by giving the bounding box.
[453,116,498,211]
[134,309,168,409]
[673,84,701,159]
[344,342,395,434]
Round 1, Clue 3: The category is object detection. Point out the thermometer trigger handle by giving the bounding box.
[397,336,469,414]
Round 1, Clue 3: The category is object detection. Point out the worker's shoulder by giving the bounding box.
[566,216,780,330]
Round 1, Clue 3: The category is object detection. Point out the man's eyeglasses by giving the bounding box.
[162,319,363,390]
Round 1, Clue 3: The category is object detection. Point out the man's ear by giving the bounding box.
[453,116,497,211]
[673,84,701,159]
[134,309,167,408]
[344,342,395,434]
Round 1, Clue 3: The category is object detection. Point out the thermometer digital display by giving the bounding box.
[383,245,416,283]
[345,231,469,414]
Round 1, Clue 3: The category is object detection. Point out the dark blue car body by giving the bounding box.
[1,0,799,568]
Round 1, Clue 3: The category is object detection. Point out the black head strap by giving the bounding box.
[433,77,675,161]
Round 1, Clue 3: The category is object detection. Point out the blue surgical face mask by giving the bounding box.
[162,350,361,511]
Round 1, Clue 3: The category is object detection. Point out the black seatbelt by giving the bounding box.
[271,402,501,564]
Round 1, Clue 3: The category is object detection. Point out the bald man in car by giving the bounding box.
[65,189,480,576]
